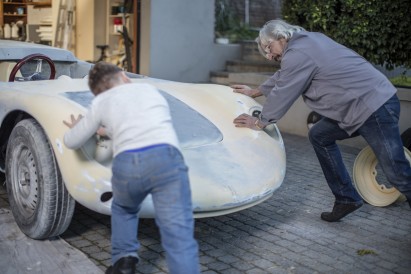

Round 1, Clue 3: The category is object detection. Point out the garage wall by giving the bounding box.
[75,0,107,62]
[140,0,241,83]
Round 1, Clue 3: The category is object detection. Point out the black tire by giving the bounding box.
[6,119,75,239]
[401,128,411,151]
[307,111,322,130]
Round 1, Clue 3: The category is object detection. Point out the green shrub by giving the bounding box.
[215,0,259,42]
[390,75,411,87]
[215,0,236,38]
[227,24,260,43]
[282,0,411,70]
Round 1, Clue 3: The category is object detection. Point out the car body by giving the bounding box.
[0,40,286,239]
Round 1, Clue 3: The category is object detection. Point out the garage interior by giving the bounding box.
[0,0,140,72]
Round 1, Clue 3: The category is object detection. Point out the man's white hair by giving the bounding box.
[256,20,305,59]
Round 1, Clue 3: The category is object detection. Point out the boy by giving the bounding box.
[63,62,200,274]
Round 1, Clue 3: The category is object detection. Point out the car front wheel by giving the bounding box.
[6,119,75,239]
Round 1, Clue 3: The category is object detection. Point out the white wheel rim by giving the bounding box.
[353,146,411,206]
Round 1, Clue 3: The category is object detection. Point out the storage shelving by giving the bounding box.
[1,0,28,25]
[106,0,133,66]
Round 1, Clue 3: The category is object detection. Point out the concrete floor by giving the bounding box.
[0,208,103,274]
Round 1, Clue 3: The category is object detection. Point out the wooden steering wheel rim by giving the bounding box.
[8,53,56,82]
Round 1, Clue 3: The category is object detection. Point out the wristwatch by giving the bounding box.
[254,119,265,130]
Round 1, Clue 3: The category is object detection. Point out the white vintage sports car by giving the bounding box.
[0,40,286,239]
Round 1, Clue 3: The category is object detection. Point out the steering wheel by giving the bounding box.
[8,53,56,82]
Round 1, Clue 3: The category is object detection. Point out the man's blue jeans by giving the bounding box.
[309,94,411,205]
[110,144,200,274]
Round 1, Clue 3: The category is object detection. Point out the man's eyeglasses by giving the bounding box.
[263,41,274,53]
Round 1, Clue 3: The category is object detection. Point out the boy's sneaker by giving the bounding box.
[105,256,138,274]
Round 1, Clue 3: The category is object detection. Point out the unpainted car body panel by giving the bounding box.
[0,76,285,217]
[0,40,77,61]
[0,41,286,219]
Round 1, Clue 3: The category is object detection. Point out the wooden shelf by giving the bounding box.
[109,13,131,18]
[26,1,51,8]
[1,0,28,25]
[3,2,26,5]
[3,14,26,16]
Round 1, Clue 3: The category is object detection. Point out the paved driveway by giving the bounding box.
[1,133,410,273]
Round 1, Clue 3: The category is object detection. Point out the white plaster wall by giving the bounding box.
[140,0,241,83]
[27,5,51,25]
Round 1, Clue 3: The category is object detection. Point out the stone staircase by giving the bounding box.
[209,40,279,87]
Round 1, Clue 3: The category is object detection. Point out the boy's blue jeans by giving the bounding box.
[110,144,200,274]
[309,94,411,205]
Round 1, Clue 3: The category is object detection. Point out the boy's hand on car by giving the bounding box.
[63,114,83,128]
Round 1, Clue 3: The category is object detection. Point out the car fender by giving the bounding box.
[0,79,113,214]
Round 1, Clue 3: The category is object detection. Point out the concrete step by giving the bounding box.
[209,70,230,85]
[228,72,272,87]
[210,71,272,87]
[209,41,278,86]
[240,40,268,62]
[226,59,279,73]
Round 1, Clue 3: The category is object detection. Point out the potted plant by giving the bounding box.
[215,0,234,44]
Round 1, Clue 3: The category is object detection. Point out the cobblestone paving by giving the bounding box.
[1,133,410,273]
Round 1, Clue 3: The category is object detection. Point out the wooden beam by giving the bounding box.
[132,0,139,73]
[27,1,52,9]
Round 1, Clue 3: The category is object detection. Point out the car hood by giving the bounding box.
[0,77,270,151]
[62,88,223,149]
[0,77,263,150]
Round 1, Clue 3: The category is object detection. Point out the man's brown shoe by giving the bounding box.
[321,202,363,222]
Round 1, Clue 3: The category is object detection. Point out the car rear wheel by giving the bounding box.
[307,111,322,130]
[353,145,411,207]
[401,128,411,151]
[6,119,75,239]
